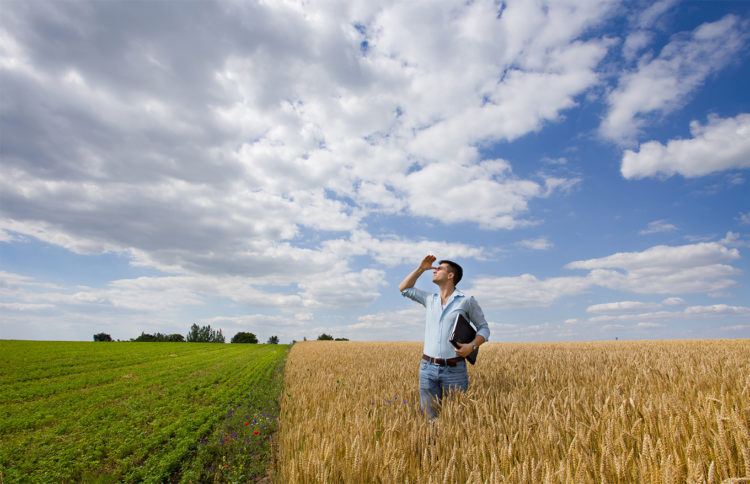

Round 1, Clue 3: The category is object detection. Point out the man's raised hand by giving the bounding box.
[420,254,438,272]
[399,255,438,292]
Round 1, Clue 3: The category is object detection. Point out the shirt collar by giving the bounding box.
[438,288,465,304]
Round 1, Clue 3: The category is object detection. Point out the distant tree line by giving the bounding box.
[186,323,225,343]
[317,333,349,341]
[292,334,349,345]
[93,324,282,344]
[134,332,184,342]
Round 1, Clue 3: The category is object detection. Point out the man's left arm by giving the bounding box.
[454,296,490,358]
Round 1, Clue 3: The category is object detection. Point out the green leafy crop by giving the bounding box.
[0,340,288,483]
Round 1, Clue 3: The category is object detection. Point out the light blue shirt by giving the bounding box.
[402,286,490,359]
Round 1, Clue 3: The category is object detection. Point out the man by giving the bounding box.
[399,254,490,419]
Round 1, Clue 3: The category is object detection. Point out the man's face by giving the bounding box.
[432,263,452,284]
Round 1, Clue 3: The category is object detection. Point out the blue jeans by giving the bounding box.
[419,359,469,419]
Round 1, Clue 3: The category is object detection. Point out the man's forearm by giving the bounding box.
[399,255,437,292]
[398,267,426,292]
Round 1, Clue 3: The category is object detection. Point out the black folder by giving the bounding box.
[449,313,478,365]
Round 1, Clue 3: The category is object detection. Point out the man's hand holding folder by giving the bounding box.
[449,313,479,364]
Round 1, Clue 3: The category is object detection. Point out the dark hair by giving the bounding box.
[439,260,463,286]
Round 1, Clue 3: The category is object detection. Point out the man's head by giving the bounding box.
[432,259,463,287]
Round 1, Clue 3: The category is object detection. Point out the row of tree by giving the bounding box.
[93,324,280,344]
[134,332,184,342]
[186,323,225,343]
[94,326,349,343]
[315,333,349,341]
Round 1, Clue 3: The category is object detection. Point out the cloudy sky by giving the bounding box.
[1,0,749,344]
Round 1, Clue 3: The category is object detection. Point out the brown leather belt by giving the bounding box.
[422,354,464,367]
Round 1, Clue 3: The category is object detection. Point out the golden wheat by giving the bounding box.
[275,339,749,483]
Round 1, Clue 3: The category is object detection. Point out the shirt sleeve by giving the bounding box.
[401,286,429,307]
[468,296,490,341]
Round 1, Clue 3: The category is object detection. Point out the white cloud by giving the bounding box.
[0,229,19,243]
[517,237,554,251]
[566,241,739,271]
[468,274,591,309]
[585,265,738,296]
[636,322,664,328]
[487,321,555,342]
[587,301,661,314]
[321,230,486,267]
[622,30,652,62]
[719,232,750,249]
[340,306,424,341]
[621,0,681,61]
[297,268,387,309]
[684,304,750,317]
[739,212,750,225]
[587,304,750,326]
[0,0,616,286]
[541,157,568,165]
[0,270,37,288]
[542,175,582,196]
[202,313,307,338]
[622,0,680,61]
[639,219,677,235]
[471,239,743,309]
[622,113,750,179]
[566,241,740,294]
[369,0,615,154]
[662,297,686,306]
[601,15,749,144]
[399,159,554,229]
[0,302,55,312]
[2,1,748,342]
[585,297,685,318]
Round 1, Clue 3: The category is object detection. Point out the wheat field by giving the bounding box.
[275,339,749,483]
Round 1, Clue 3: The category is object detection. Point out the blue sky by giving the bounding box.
[1,0,749,344]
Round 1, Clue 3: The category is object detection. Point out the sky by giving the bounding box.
[1,0,749,344]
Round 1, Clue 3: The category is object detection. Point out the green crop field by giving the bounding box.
[0,340,289,483]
